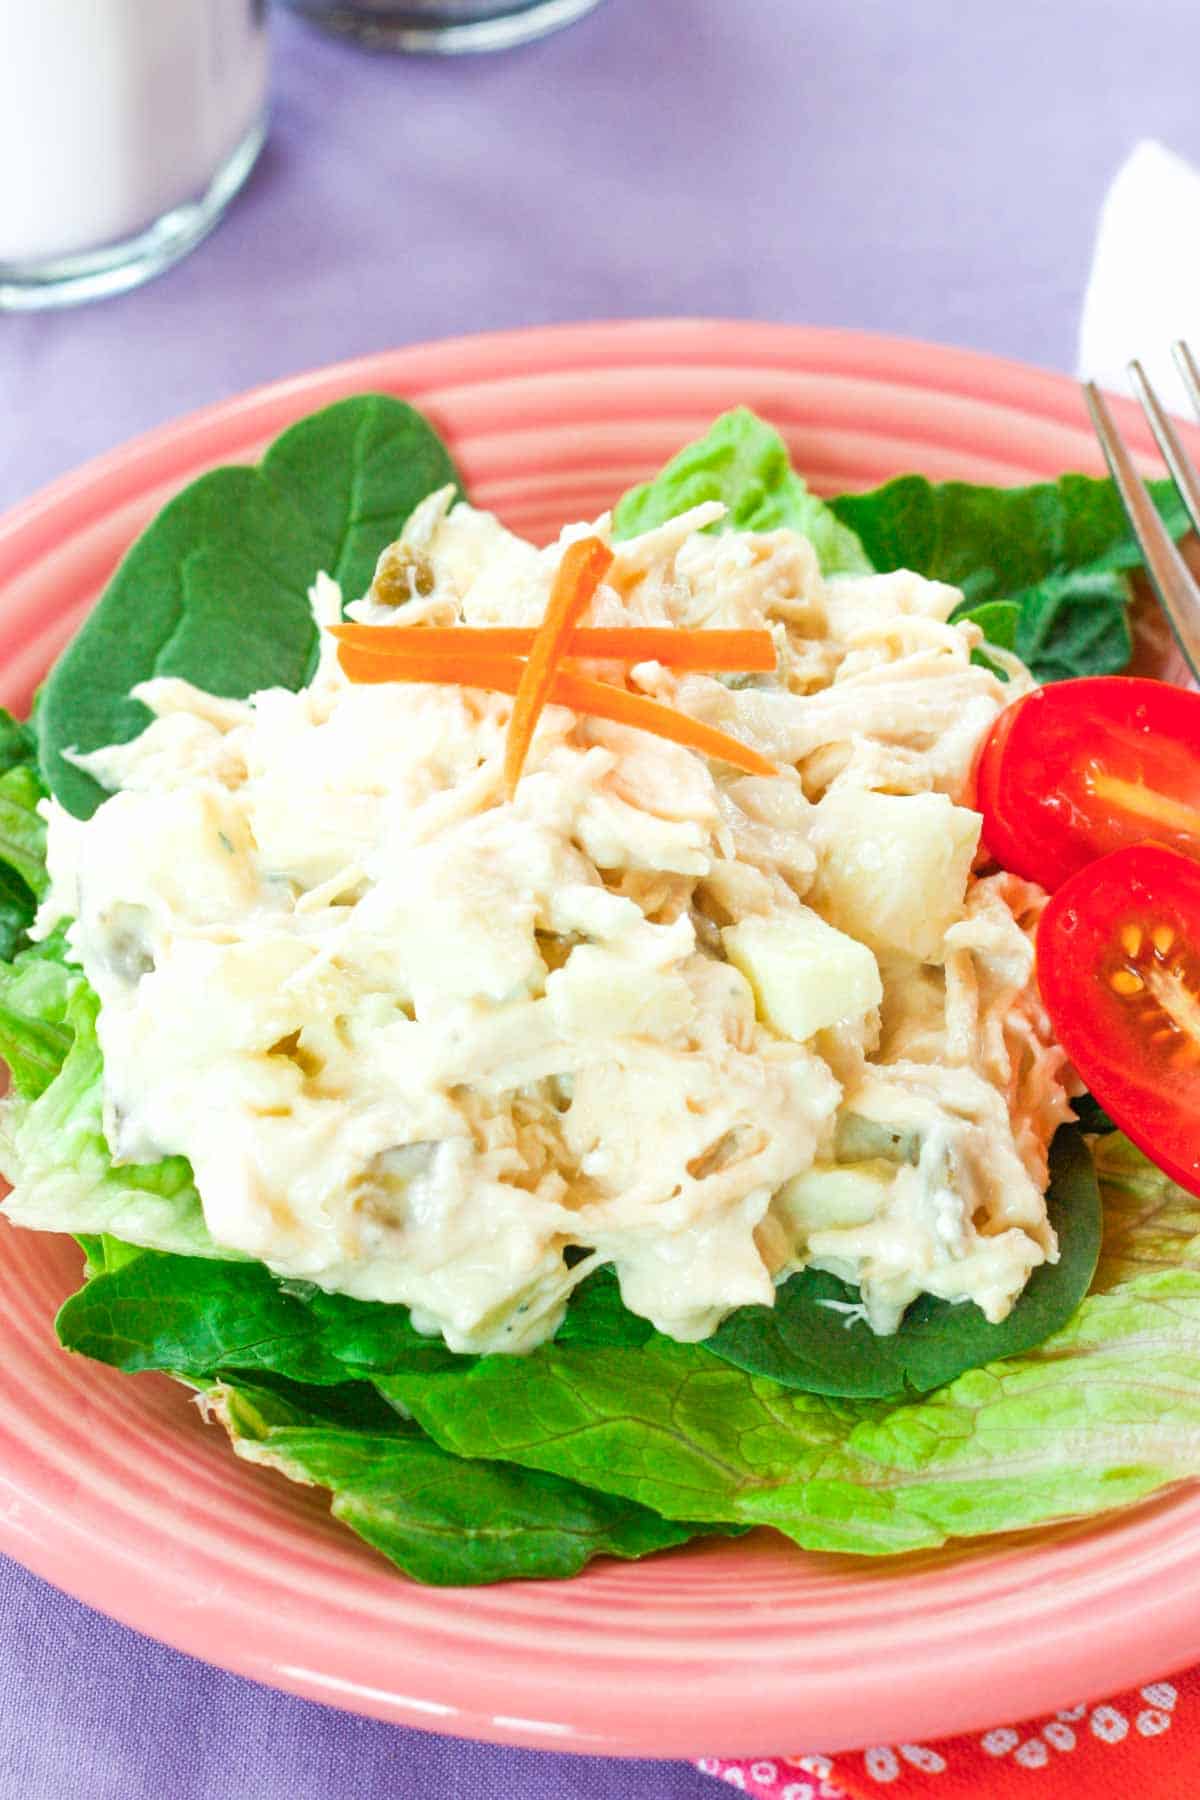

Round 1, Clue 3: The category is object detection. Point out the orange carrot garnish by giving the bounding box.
[503,536,614,797]
[337,646,526,689]
[330,624,776,674]
[547,667,775,778]
[336,643,775,778]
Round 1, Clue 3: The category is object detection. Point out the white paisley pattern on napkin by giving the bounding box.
[695,1683,1184,1794]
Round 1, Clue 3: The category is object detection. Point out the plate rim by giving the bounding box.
[2,318,1198,1760]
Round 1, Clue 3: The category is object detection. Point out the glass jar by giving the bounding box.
[280,0,604,54]
[0,0,270,310]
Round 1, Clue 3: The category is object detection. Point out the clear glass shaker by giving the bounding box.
[0,0,270,310]
[279,0,604,55]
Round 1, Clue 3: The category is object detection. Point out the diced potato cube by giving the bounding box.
[808,789,981,963]
[775,1159,895,1238]
[721,907,882,1043]
[546,944,694,1039]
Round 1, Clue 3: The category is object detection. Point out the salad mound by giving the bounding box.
[0,401,1198,1586]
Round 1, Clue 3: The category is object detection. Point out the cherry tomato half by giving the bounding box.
[976,677,1200,890]
[1037,842,1200,1197]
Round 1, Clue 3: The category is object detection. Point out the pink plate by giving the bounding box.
[1,321,1198,1759]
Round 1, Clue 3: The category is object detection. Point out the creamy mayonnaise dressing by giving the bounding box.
[26,493,1075,1352]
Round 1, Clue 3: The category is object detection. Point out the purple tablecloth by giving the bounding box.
[3,1,1200,1794]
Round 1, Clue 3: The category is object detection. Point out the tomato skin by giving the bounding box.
[1037,842,1200,1197]
[977,677,1200,891]
[973,692,1029,862]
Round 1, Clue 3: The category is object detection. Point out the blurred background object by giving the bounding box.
[279,0,604,54]
[0,0,269,310]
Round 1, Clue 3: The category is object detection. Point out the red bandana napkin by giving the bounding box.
[695,1664,1198,1797]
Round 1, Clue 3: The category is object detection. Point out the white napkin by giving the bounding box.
[1077,139,1200,415]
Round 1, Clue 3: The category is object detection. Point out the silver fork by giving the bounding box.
[1084,341,1200,680]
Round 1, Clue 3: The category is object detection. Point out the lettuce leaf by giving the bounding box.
[53,1251,728,1581]
[613,408,873,574]
[0,764,48,901]
[1091,1132,1200,1288]
[74,1233,150,1281]
[0,937,78,1100]
[703,1127,1101,1396]
[55,1265,705,1583]
[0,709,36,777]
[830,471,1188,683]
[613,413,1186,682]
[55,1251,450,1384]
[379,1267,1200,1557]
[0,710,49,962]
[203,1377,699,1585]
[36,396,464,821]
[0,981,236,1261]
[10,403,1200,1583]
[52,1135,1100,1406]
[374,1141,1200,1557]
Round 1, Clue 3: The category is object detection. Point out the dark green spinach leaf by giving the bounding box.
[830,470,1187,683]
[54,1251,460,1384]
[1013,567,1133,682]
[555,1265,656,1348]
[830,471,1187,596]
[37,395,463,819]
[955,599,1020,652]
[704,1128,1100,1397]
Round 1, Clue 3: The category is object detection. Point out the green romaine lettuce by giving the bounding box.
[379,1147,1200,1557]
[57,1136,1200,1565]
[0,980,234,1261]
[6,399,1200,1587]
[0,710,49,963]
[54,1252,725,1581]
[0,937,78,1100]
[615,412,1189,683]
[207,1377,699,1585]
[379,1279,1200,1555]
[613,408,873,574]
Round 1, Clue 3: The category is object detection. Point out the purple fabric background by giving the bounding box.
[3,0,1200,1793]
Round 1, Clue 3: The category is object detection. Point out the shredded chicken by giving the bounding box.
[28,491,1071,1351]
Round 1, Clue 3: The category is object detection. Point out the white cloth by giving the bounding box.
[1077,139,1200,416]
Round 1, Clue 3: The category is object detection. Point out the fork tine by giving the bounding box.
[1128,357,1200,542]
[1173,339,1200,421]
[1083,379,1200,681]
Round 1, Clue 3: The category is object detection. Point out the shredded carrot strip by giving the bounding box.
[504,536,614,796]
[337,646,526,689]
[549,668,776,777]
[330,624,776,674]
[336,644,776,778]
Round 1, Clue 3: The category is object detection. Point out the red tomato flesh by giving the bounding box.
[976,677,1200,891]
[1037,842,1200,1197]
